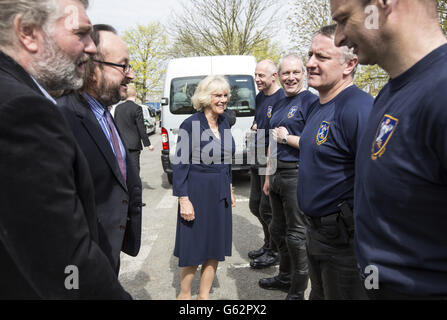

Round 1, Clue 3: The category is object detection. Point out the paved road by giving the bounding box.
[118,128,310,300]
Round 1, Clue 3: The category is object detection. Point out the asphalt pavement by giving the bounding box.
[118,127,310,300]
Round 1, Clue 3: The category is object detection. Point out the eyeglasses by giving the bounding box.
[93,59,132,73]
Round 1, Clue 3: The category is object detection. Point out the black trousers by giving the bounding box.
[269,167,308,293]
[128,150,141,174]
[305,213,367,300]
[249,167,275,252]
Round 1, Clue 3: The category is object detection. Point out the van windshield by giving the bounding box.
[169,75,256,116]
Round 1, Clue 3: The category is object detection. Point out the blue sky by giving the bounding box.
[87,0,291,51]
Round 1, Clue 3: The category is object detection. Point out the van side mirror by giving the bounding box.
[161,97,169,106]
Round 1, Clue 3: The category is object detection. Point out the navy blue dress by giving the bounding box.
[172,112,235,267]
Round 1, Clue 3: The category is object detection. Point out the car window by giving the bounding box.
[169,75,256,117]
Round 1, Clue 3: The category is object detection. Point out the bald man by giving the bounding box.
[248,60,284,269]
[331,0,447,299]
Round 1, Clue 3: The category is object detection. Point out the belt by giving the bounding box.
[275,160,298,169]
[303,212,339,229]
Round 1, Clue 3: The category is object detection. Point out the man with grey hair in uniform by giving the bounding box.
[260,54,318,300]
[0,0,131,299]
[295,24,373,299]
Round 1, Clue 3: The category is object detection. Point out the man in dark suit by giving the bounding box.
[114,85,154,174]
[0,0,131,299]
[57,24,142,275]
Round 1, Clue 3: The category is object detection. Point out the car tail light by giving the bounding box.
[161,127,169,151]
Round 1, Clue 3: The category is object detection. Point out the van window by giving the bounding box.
[169,75,256,117]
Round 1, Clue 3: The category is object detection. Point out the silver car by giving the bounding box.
[141,104,156,135]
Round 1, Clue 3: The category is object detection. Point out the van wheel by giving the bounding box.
[167,173,173,185]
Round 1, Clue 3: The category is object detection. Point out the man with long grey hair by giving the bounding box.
[0,0,131,299]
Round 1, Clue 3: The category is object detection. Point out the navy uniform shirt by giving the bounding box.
[254,88,285,149]
[269,90,318,162]
[355,44,447,295]
[298,85,373,217]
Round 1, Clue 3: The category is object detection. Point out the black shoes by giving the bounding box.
[258,276,291,292]
[248,247,266,259]
[250,252,279,269]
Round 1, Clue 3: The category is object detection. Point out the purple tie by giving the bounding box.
[105,110,126,182]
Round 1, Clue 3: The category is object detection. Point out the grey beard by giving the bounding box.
[30,36,84,92]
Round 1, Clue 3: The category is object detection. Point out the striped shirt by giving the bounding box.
[82,93,127,168]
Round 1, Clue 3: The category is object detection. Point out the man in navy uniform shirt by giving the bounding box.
[260,54,318,300]
[293,25,373,299]
[331,0,447,298]
[248,60,285,269]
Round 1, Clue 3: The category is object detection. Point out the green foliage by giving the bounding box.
[251,39,284,65]
[354,65,389,97]
[122,23,169,103]
[438,0,447,34]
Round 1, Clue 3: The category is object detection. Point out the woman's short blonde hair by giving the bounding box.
[191,75,231,112]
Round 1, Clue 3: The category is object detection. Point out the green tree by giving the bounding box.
[251,39,283,65]
[438,0,447,34]
[168,0,281,61]
[122,23,169,103]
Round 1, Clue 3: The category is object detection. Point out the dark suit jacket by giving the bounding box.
[57,93,142,272]
[114,100,151,151]
[0,51,131,299]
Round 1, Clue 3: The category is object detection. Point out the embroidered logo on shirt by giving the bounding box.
[316,121,330,145]
[371,114,399,160]
[287,106,298,119]
[267,106,273,119]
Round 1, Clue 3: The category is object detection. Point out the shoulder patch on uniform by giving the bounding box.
[316,121,330,145]
[267,105,273,119]
[371,114,399,160]
[287,106,298,119]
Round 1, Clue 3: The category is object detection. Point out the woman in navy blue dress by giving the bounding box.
[173,75,235,300]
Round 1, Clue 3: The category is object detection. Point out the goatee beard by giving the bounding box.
[96,80,122,107]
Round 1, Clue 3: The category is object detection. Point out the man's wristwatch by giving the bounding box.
[282,133,289,145]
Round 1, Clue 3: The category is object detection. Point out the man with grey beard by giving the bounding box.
[0,0,131,299]
[57,24,142,275]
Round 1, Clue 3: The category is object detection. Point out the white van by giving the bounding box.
[160,55,257,184]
